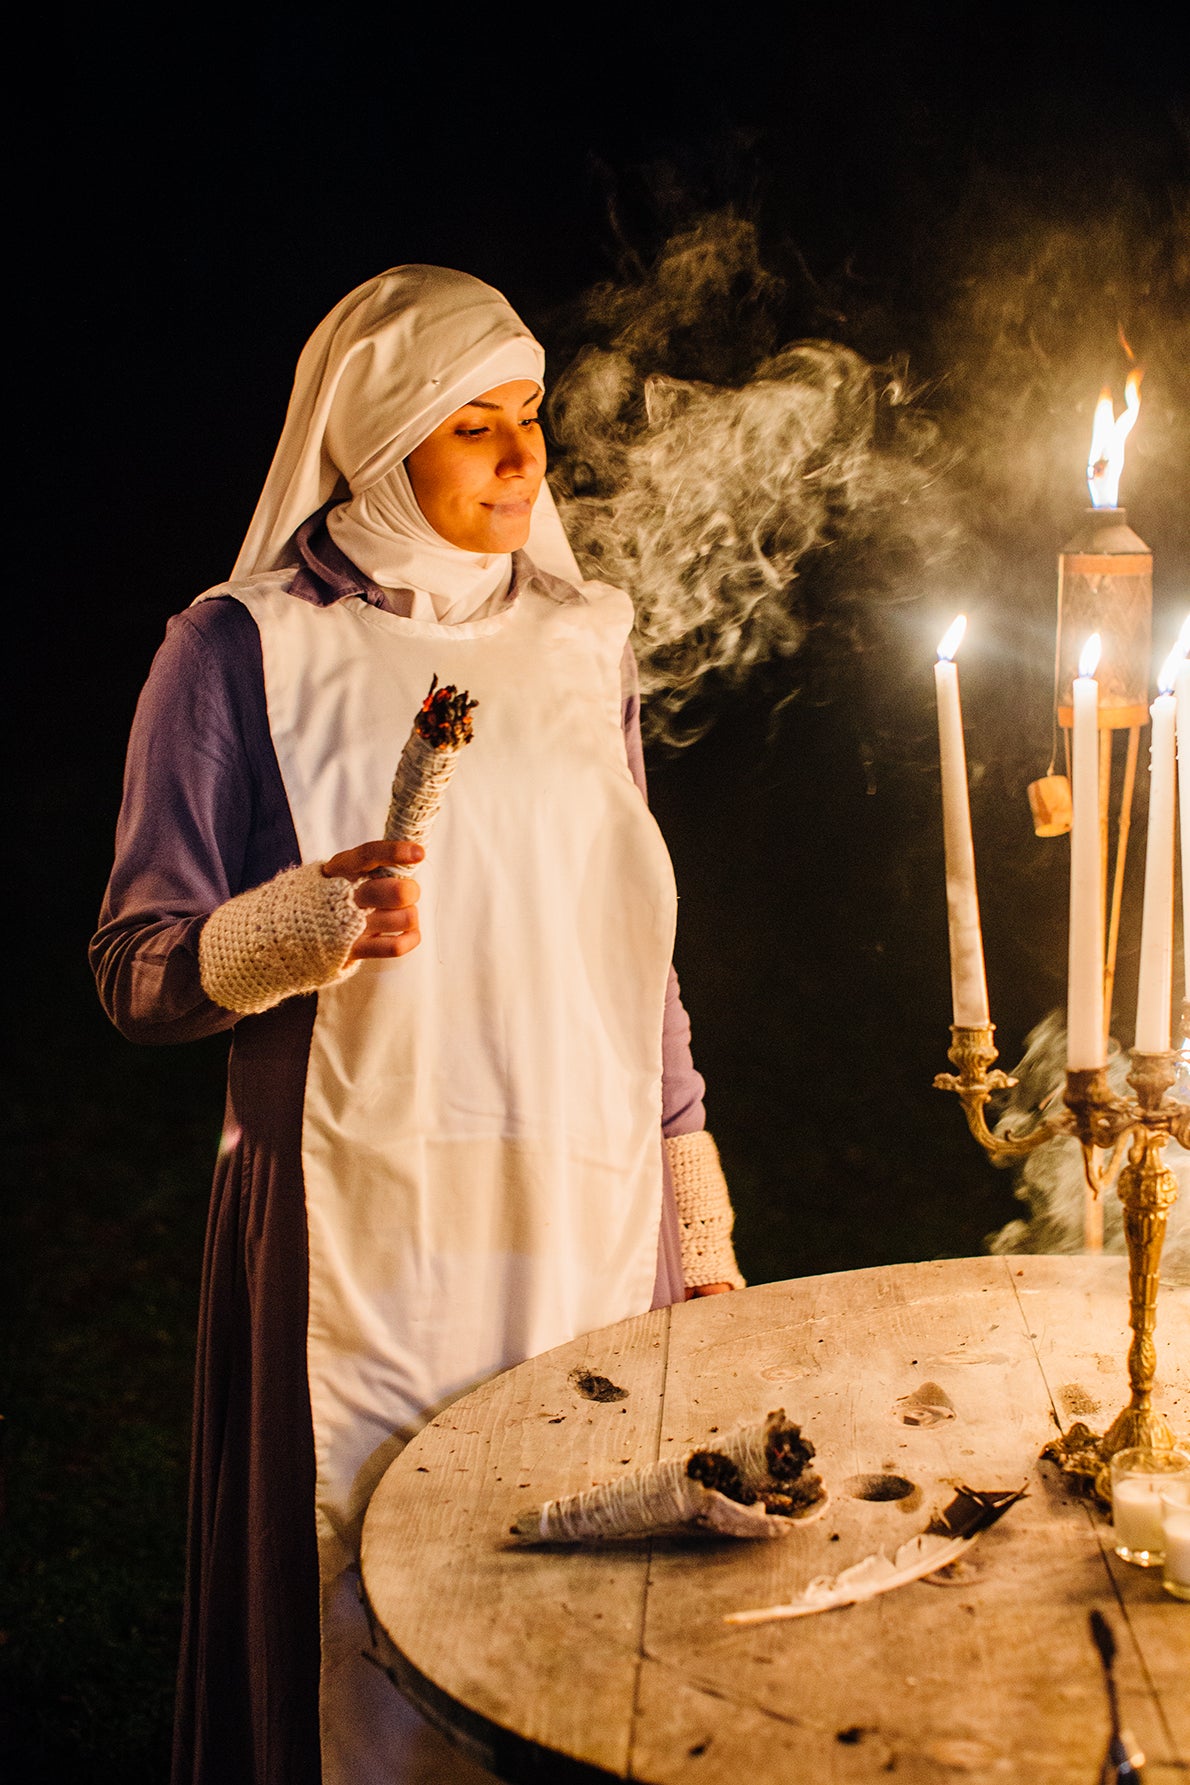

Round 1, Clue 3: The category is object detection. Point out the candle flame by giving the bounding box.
[937,615,967,662]
[1159,645,1184,696]
[1178,613,1190,659]
[1086,368,1142,509]
[1079,634,1101,679]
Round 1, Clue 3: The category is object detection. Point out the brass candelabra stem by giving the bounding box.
[936,1025,1186,1495]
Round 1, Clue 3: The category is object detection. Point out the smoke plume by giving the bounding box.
[546,214,960,743]
[544,188,1190,745]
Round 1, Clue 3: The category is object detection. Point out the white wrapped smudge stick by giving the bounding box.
[378,675,478,876]
[510,1410,825,1543]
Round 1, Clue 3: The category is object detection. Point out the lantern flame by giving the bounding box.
[1079,634,1101,679]
[937,615,966,662]
[1086,368,1142,508]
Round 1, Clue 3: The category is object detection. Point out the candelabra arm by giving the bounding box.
[1063,1068,1134,1151]
[1126,1048,1181,1115]
[1078,1129,1131,1199]
[948,1089,1058,1158]
[934,1024,1064,1159]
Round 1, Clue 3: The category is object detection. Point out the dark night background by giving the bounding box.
[4,8,1189,1777]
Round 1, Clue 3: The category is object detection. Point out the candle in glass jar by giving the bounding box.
[934,617,989,1027]
[1162,1498,1190,1598]
[1110,1448,1190,1567]
[1135,650,1181,1053]
[1113,1477,1167,1559]
[1067,635,1104,1070]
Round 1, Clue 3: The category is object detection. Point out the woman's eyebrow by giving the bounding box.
[461,391,542,413]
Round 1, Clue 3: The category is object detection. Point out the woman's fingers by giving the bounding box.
[353,876,419,957]
[348,904,420,961]
[353,873,420,912]
[323,839,425,881]
[322,844,424,963]
[362,902,418,935]
[350,925,420,960]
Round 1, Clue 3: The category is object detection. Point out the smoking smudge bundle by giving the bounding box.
[378,676,478,875]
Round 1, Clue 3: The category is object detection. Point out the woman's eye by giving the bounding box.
[453,416,540,438]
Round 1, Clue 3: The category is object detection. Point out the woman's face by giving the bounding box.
[405,378,546,553]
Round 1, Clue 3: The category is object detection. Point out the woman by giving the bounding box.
[92,266,743,1785]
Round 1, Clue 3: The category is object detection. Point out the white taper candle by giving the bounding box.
[1136,650,1181,1052]
[1176,642,1190,1015]
[1068,636,1105,1069]
[934,617,989,1027]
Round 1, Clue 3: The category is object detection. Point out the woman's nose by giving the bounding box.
[497,431,539,477]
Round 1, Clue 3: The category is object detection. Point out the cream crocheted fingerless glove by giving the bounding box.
[198,862,367,1016]
[665,1131,746,1290]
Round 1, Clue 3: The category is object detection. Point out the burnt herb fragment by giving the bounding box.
[761,1418,824,1512]
[568,1368,629,1403]
[686,1451,757,1504]
[765,1420,815,1480]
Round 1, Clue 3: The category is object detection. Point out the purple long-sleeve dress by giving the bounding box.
[90,518,706,1785]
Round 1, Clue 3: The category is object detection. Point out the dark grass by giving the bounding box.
[1,1005,224,1781]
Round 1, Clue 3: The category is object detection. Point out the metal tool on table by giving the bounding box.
[1089,1609,1145,1783]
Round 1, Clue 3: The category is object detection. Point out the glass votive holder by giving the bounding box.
[1160,1486,1190,1600]
[1109,1448,1190,1567]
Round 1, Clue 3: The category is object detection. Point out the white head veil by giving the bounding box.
[231,265,581,611]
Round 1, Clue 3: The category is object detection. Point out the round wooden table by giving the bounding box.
[361,1256,1190,1782]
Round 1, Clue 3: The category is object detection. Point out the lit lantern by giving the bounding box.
[1056,370,1151,734]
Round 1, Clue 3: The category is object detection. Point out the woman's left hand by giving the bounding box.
[685,1283,735,1299]
[322,839,423,960]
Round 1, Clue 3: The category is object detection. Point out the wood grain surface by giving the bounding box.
[361,1256,1190,1783]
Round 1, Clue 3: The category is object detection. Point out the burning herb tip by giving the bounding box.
[414,674,478,750]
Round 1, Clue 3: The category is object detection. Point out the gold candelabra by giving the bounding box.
[936,1022,1187,1495]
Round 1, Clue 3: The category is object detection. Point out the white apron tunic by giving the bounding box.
[225,570,677,1781]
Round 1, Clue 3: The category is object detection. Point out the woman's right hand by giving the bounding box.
[323,841,424,960]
